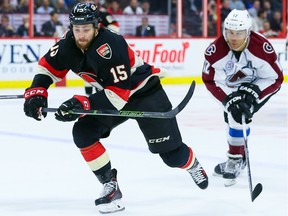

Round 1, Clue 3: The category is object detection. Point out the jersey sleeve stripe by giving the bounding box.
[39,57,69,79]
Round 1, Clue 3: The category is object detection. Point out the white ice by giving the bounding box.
[0,83,287,216]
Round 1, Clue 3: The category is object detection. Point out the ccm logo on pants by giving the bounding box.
[148,136,170,143]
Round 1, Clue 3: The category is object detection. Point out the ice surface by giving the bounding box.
[0,84,287,216]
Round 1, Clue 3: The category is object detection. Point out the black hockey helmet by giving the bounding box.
[69,2,100,27]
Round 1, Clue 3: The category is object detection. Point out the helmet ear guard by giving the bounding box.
[69,2,100,29]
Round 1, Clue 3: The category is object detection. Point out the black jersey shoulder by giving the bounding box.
[93,28,128,53]
[55,30,84,71]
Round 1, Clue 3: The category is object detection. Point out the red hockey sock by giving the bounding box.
[80,141,110,171]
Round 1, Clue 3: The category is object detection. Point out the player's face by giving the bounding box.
[73,24,98,50]
[225,29,248,51]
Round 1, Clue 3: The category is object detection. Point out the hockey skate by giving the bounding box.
[214,153,246,187]
[95,169,125,214]
[187,158,208,189]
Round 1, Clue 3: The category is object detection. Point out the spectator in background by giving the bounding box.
[107,0,123,14]
[252,9,267,32]
[41,11,64,37]
[141,0,151,15]
[16,15,40,37]
[269,10,282,32]
[189,0,198,13]
[229,0,245,10]
[34,0,42,8]
[247,0,260,18]
[170,0,177,24]
[16,0,31,13]
[123,0,143,15]
[169,23,177,37]
[208,0,217,36]
[8,0,17,8]
[263,0,273,20]
[135,16,155,37]
[37,0,55,13]
[221,0,231,23]
[0,14,14,37]
[53,0,70,13]
[0,0,16,13]
[259,19,278,37]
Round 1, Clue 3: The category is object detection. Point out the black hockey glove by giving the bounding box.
[24,87,48,121]
[238,83,261,109]
[223,92,252,124]
[55,95,91,122]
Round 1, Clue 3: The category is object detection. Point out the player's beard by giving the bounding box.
[75,38,94,51]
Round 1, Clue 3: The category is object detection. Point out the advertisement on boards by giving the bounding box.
[0,39,55,81]
[0,38,286,86]
[127,38,213,77]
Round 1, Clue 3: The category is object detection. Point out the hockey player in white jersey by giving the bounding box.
[202,9,283,186]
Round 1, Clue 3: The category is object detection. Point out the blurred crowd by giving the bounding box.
[0,0,286,38]
[184,0,285,38]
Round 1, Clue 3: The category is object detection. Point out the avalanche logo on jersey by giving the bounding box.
[225,65,257,88]
[205,44,216,56]
[97,43,112,59]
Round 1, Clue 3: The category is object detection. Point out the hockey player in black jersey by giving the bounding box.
[84,6,120,96]
[23,2,208,214]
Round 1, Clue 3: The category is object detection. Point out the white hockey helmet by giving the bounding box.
[223,9,252,40]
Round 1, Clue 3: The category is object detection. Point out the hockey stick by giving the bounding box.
[41,81,196,119]
[242,115,263,202]
[0,95,24,99]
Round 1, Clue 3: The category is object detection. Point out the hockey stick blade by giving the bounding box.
[42,81,196,119]
[0,95,24,99]
[242,115,263,202]
[251,183,263,202]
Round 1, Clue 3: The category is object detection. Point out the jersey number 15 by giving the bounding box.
[110,65,128,83]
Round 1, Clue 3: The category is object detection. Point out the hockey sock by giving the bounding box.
[80,141,111,175]
[160,144,193,168]
[181,147,196,170]
[228,144,245,158]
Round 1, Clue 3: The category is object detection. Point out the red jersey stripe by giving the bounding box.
[39,57,69,79]
[106,85,130,102]
[127,46,136,68]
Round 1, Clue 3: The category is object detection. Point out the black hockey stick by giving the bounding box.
[242,115,263,202]
[0,95,24,99]
[23,54,37,63]
[41,81,196,119]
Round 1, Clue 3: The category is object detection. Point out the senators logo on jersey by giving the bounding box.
[97,43,112,59]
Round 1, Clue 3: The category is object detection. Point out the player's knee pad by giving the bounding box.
[72,119,102,148]
[159,144,190,168]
